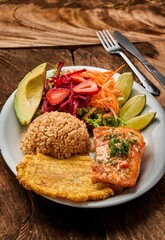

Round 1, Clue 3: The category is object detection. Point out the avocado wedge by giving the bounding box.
[14,62,47,126]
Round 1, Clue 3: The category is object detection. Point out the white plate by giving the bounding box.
[0,66,165,208]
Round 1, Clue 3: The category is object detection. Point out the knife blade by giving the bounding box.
[114,31,165,88]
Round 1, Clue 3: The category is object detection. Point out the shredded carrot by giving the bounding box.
[80,65,125,117]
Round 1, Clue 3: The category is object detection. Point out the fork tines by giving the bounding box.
[96,30,118,50]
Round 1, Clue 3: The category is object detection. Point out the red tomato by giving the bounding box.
[120,161,128,169]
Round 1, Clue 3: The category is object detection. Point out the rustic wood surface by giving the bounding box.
[0,0,165,48]
[0,0,165,239]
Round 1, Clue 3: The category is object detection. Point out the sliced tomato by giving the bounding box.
[46,88,70,105]
[73,80,99,95]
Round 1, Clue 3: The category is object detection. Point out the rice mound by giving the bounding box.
[20,111,91,159]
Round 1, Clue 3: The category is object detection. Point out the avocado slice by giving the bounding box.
[14,62,47,126]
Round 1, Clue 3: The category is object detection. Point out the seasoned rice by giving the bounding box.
[20,111,90,159]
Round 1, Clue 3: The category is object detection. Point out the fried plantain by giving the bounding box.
[16,153,114,202]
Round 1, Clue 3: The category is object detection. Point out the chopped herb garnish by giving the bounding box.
[128,138,137,144]
[109,138,129,157]
[102,134,111,141]
[120,140,129,155]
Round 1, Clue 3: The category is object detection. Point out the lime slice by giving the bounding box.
[120,94,146,120]
[126,112,156,130]
[116,72,133,106]
[14,62,47,126]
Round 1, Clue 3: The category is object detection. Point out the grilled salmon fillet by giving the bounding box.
[91,126,145,187]
[16,153,114,202]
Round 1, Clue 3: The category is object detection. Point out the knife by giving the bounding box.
[114,30,165,89]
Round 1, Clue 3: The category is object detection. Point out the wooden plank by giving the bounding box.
[0,0,165,48]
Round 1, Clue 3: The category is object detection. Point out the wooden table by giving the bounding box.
[0,1,165,239]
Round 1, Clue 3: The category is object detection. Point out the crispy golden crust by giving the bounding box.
[16,153,114,202]
[92,126,145,187]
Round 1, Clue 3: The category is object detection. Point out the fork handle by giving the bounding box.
[119,51,160,96]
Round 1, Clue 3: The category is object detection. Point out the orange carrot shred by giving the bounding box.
[78,65,125,116]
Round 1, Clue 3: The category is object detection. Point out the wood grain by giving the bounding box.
[0,0,165,48]
[0,46,165,240]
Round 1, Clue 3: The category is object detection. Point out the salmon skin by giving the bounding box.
[92,126,145,187]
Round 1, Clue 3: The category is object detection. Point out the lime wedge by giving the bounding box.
[120,94,146,120]
[14,62,47,126]
[126,112,156,130]
[116,72,133,106]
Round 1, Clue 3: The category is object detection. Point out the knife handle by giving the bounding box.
[119,51,160,96]
[142,60,165,88]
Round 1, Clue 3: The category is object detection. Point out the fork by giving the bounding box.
[96,30,160,96]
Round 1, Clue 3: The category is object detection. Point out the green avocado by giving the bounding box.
[14,62,47,126]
